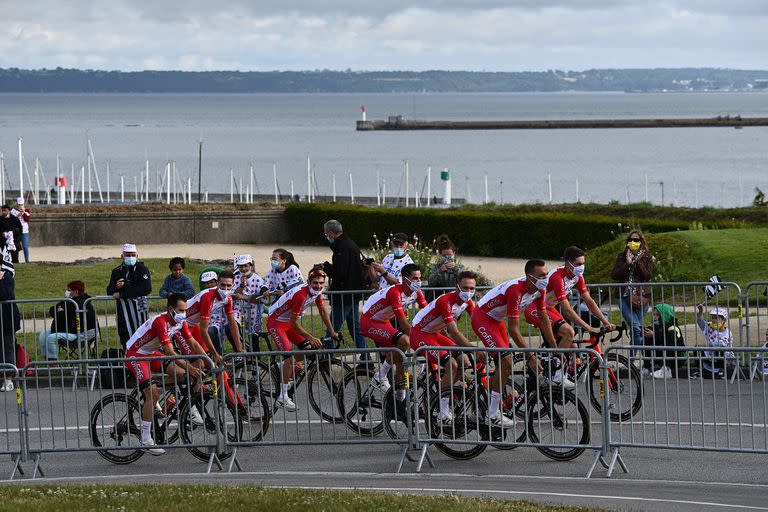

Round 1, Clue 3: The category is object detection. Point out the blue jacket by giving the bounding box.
[159,274,196,299]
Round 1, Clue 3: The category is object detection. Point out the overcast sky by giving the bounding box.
[0,1,766,71]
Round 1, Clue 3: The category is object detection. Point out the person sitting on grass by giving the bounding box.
[696,305,737,379]
[159,257,196,300]
[642,303,685,380]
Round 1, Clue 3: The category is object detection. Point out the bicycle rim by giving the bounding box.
[527,386,590,461]
[89,393,144,464]
[589,353,643,421]
[307,358,348,423]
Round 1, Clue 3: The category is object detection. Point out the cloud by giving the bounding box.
[0,1,766,71]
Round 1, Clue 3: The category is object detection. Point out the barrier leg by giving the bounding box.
[605,448,629,478]
[585,449,603,479]
[414,444,434,472]
[7,455,22,480]
[31,453,44,479]
[205,452,223,474]
[395,444,409,473]
[226,448,243,473]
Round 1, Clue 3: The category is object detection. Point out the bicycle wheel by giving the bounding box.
[89,393,144,464]
[526,385,590,462]
[430,386,487,460]
[337,367,386,437]
[307,357,349,423]
[180,393,242,463]
[588,353,642,422]
[491,380,527,450]
[230,371,272,442]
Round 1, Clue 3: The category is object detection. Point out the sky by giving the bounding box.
[0,1,766,71]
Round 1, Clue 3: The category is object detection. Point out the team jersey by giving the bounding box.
[544,267,588,307]
[233,271,266,334]
[362,284,428,322]
[378,253,414,289]
[126,313,192,355]
[268,284,325,323]
[264,264,304,292]
[185,287,234,326]
[476,278,545,321]
[412,291,475,334]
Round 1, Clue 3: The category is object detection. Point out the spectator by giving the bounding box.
[232,254,268,349]
[159,257,196,299]
[39,280,97,360]
[373,232,414,289]
[0,253,19,391]
[611,230,653,356]
[11,197,30,263]
[427,234,465,299]
[198,265,224,290]
[696,305,737,379]
[263,248,304,299]
[106,243,152,348]
[642,303,685,379]
[322,219,366,354]
[0,205,22,263]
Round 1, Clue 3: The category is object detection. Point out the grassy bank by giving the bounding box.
[0,484,602,512]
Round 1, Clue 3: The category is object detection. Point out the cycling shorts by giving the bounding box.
[267,317,306,352]
[125,350,167,388]
[360,316,404,347]
[524,305,566,333]
[410,326,456,366]
[470,309,509,349]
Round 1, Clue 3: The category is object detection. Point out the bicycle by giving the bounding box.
[89,372,242,465]
[512,322,643,421]
[239,332,351,423]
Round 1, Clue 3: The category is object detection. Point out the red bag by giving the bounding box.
[15,343,32,376]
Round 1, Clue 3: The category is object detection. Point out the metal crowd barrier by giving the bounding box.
[604,345,768,477]
[743,282,768,350]
[20,353,221,477]
[1,364,23,480]
[218,347,416,473]
[411,346,609,477]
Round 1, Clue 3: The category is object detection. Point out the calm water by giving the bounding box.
[0,92,766,206]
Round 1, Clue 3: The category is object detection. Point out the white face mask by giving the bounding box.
[405,277,422,291]
[458,289,474,302]
[308,287,322,297]
[571,264,585,277]
[64,290,72,298]
[172,310,186,324]
[218,288,232,299]
[393,247,406,258]
[531,276,549,291]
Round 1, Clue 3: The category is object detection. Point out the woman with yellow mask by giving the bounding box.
[612,230,654,358]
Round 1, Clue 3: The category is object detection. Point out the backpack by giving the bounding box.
[15,343,32,376]
[99,348,126,389]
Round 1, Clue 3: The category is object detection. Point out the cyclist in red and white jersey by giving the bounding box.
[361,263,427,398]
[185,270,243,362]
[410,270,482,424]
[267,268,339,411]
[125,293,202,455]
[524,246,614,349]
[471,259,554,426]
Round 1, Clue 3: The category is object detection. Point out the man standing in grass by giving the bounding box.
[107,243,152,348]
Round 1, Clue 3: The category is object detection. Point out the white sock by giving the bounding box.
[396,389,406,401]
[377,361,392,379]
[489,391,501,415]
[141,420,152,443]
[280,383,290,400]
[440,396,451,415]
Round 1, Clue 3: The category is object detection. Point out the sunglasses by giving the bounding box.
[627,238,641,242]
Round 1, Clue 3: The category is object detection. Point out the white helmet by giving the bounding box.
[235,254,254,266]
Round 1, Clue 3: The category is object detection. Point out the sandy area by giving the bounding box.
[31,244,557,284]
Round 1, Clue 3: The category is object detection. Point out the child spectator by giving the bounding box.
[159,257,196,299]
[696,305,737,379]
[642,303,685,379]
[263,248,304,299]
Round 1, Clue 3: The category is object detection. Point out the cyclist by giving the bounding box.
[471,259,553,425]
[360,263,428,399]
[232,254,268,351]
[266,268,340,411]
[410,270,482,424]
[185,270,243,363]
[124,293,202,455]
[524,246,615,385]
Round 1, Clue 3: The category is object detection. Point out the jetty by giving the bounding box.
[356,115,768,131]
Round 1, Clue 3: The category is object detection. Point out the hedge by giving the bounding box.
[284,204,689,259]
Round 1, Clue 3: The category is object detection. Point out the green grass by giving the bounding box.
[0,485,603,512]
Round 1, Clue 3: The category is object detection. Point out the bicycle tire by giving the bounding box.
[89,393,144,465]
[491,380,527,450]
[307,357,349,423]
[337,367,386,437]
[430,386,487,461]
[588,353,643,421]
[179,393,241,463]
[526,385,590,462]
[231,370,272,442]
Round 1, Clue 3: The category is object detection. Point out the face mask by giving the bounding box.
[124,256,137,266]
[308,287,321,296]
[218,288,232,299]
[64,290,72,298]
[443,255,454,263]
[627,241,641,252]
[393,247,406,258]
[241,267,253,276]
[711,321,723,330]
[326,235,335,244]
[271,260,281,270]
[405,278,422,291]
[571,264,585,277]
[458,289,474,302]
[172,311,186,324]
